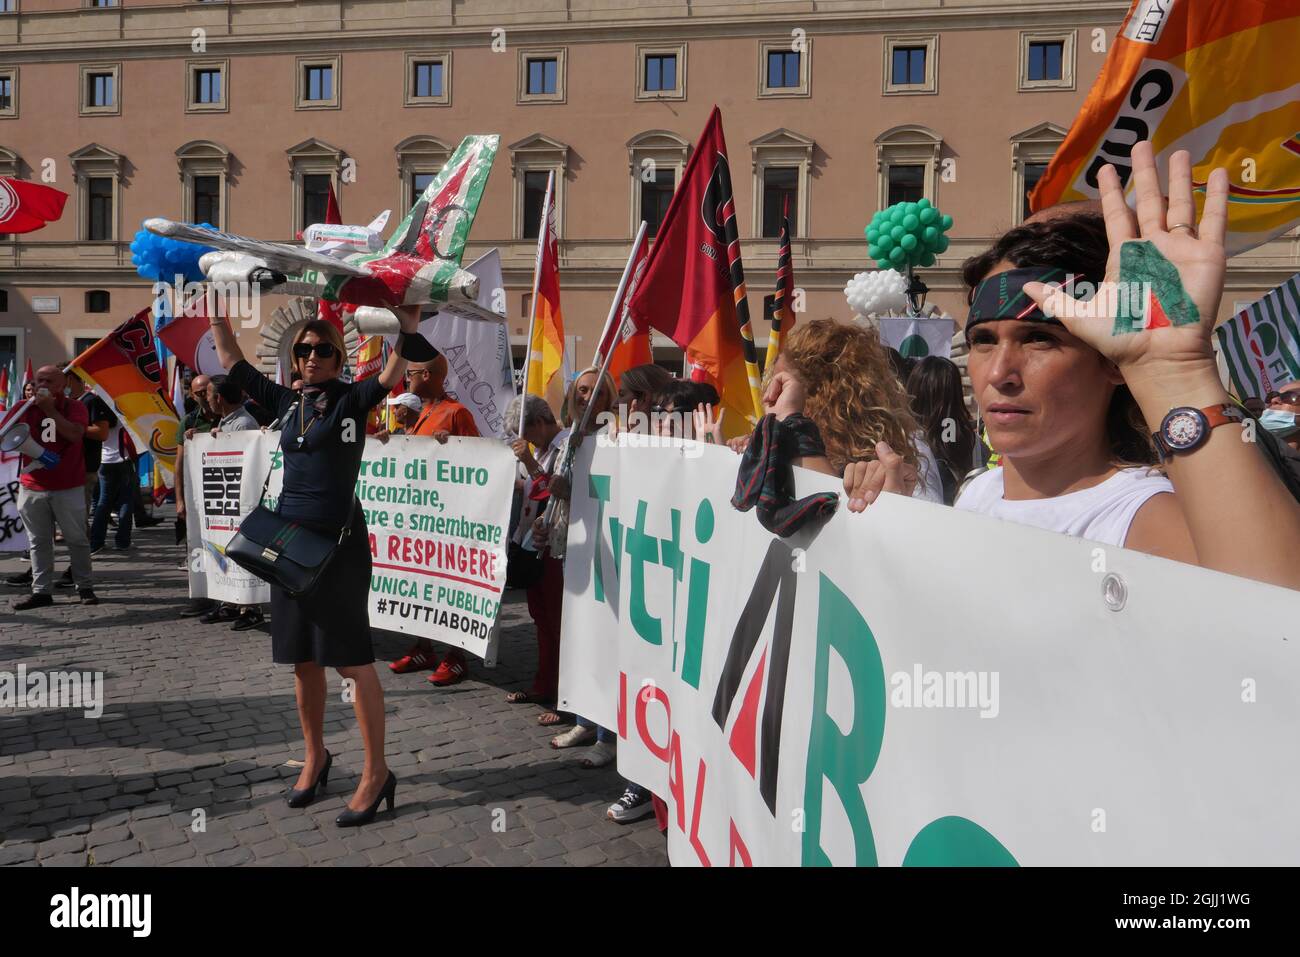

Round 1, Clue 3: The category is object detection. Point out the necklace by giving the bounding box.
[295,398,320,447]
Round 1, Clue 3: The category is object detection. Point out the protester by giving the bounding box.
[616,363,674,427]
[387,353,480,687]
[212,310,423,825]
[380,393,421,435]
[906,356,982,505]
[928,144,1300,590]
[1263,382,1300,453]
[11,365,97,608]
[175,373,219,610]
[90,378,145,555]
[745,320,945,503]
[197,375,265,632]
[504,392,568,724]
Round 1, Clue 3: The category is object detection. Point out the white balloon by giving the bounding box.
[843,270,908,318]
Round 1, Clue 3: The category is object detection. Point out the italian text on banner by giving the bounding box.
[0,455,29,553]
[558,440,1300,866]
[186,432,514,659]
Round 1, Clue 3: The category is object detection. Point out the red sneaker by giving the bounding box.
[428,650,467,686]
[389,645,438,674]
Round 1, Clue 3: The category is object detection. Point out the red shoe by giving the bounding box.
[389,645,438,674]
[428,650,467,686]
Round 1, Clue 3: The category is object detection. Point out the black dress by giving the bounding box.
[228,360,386,667]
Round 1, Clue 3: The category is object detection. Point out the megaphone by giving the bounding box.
[0,423,61,474]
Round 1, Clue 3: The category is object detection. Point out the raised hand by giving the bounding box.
[1025,143,1229,388]
[693,404,725,444]
[843,441,908,512]
[762,370,807,420]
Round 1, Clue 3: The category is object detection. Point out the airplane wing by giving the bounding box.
[143,218,372,278]
[366,210,391,234]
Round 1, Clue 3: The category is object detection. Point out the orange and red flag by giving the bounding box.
[524,171,565,407]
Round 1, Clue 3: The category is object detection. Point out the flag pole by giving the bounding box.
[518,170,554,438]
[590,221,648,368]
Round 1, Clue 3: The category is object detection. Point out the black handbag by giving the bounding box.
[505,540,544,590]
[224,463,357,599]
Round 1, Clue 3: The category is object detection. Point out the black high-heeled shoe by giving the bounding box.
[335,771,397,827]
[285,751,332,808]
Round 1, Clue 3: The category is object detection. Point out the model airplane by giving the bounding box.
[144,134,499,311]
[302,209,391,256]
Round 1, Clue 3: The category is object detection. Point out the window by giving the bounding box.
[185,59,227,113]
[891,46,926,86]
[1010,122,1067,223]
[395,134,451,211]
[508,133,568,239]
[758,39,810,98]
[0,1,15,12]
[405,52,451,106]
[412,172,434,196]
[883,36,938,94]
[875,125,942,209]
[88,0,117,7]
[87,177,113,240]
[1019,31,1075,91]
[528,58,556,95]
[762,168,798,238]
[73,337,98,357]
[80,63,121,115]
[302,174,332,230]
[0,71,14,117]
[1028,42,1063,82]
[195,69,220,103]
[0,294,9,314]
[640,168,675,238]
[193,175,220,226]
[296,56,340,109]
[517,49,566,104]
[749,128,814,239]
[887,165,925,206]
[522,170,550,240]
[86,290,110,313]
[1021,163,1049,220]
[635,44,687,100]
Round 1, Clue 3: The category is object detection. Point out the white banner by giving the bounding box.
[559,439,1300,866]
[186,431,515,660]
[0,454,28,553]
[876,317,955,359]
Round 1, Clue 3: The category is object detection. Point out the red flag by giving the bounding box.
[625,107,762,432]
[156,291,225,376]
[317,182,347,332]
[0,178,68,234]
[597,232,653,387]
[20,358,33,396]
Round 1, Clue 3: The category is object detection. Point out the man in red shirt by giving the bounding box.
[388,353,481,687]
[12,365,97,608]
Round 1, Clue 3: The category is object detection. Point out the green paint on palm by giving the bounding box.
[1114,240,1200,335]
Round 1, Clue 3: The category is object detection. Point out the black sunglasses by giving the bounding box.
[293,342,338,360]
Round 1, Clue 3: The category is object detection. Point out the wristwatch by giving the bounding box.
[1153,404,1245,462]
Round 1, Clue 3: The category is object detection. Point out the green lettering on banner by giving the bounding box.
[680,499,714,691]
[902,817,1018,867]
[625,499,661,645]
[803,573,884,866]
[588,473,615,605]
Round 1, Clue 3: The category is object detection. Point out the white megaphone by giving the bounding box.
[0,423,61,474]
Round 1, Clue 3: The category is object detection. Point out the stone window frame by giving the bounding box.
[185,57,228,113]
[635,43,687,102]
[80,62,121,116]
[509,133,568,240]
[176,139,232,230]
[404,51,452,108]
[882,35,938,96]
[517,48,567,105]
[875,125,943,210]
[286,138,342,237]
[295,55,340,111]
[69,142,125,241]
[1019,30,1076,92]
[395,134,452,212]
[0,66,17,119]
[626,130,689,236]
[1010,122,1068,224]
[757,38,811,99]
[749,128,815,239]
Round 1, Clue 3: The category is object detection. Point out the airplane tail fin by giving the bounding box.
[384,135,499,265]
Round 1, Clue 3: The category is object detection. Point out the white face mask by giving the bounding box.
[1260,408,1298,434]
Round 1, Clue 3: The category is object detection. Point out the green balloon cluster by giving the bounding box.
[865,198,953,273]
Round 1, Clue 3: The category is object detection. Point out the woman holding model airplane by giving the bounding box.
[210,305,435,825]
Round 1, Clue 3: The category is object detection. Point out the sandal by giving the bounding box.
[537,710,567,727]
[580,741,616,769]
[551,725,596,749]
[507,690,554,705]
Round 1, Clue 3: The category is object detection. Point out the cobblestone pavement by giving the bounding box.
[0,517,667,867]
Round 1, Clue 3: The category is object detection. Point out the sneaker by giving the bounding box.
[230,608,264,631]
[13,593,54,610]
[550,725,597,750]
[180,601,216,618]
[389,645,438,674]
[89,545,105,556]
[5,569,33,587]
[607,786,655,824]
[427,650,467,686]
[54,568,74,590]
[78,589,99,606]
[199,605,238,624]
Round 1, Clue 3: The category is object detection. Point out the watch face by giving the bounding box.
[1163,409,1205,450]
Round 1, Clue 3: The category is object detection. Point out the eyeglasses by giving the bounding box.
[293,342,338,360]
[1268,391,1300,407]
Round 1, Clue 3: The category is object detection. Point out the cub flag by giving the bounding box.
[0,178,68,234]
[1032,0,1300,254]
[1213,273,1300,401]
[625,106,763,431]
[523,171,565,408]
[70,310,181,486]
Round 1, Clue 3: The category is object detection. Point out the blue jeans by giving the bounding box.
[91,461,135,550]
[575,716,614,744]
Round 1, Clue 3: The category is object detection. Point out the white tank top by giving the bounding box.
[955,466,1173,548]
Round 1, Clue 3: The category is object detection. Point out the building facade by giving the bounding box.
[1,0,1297,378]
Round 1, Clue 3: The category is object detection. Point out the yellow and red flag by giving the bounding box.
[70,310,181,486]
[625,106,763,431]
[524,171,565,407]
[596,227,653,386]
[1032,0,1300,255]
